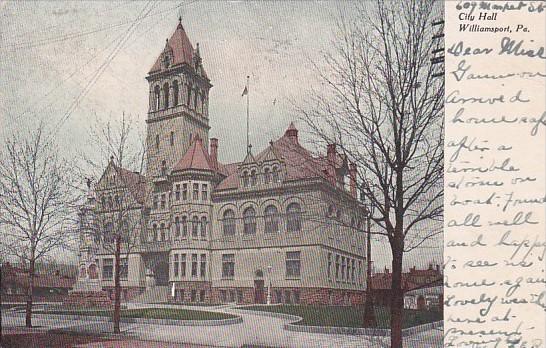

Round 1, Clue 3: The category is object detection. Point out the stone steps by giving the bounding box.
[129,286,170,303]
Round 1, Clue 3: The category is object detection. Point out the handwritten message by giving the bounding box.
[445,1,546,347]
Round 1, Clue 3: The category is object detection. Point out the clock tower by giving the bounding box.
[145,19,212,178]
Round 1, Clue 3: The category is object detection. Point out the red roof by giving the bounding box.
[215,123,345,190]
[112,164,147,204]
[172,135,216,172]
[1,263,75,289]
[371,267,443,291]
[149,22,194,74]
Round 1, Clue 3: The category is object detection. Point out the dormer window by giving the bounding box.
[272,166,280,183]
[250,170,257,186]
[162,83,170,109]
[264,168,271,184]
[162,53,171,68]
[242,171,249,188]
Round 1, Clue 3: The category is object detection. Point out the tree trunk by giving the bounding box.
[113,236,121,334]
[390,241,404,348]
[25,259,35,328]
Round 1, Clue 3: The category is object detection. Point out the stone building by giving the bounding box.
[76,20,368,305]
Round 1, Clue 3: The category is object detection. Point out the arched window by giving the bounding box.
[272,167,279,183]
[174,216,180,239]
[192,216,199,238]
[264,168,271,184]
[243,207,256,235]
[186,84,192,106]
[104,222,114,243]
[154,85,161,111]
[172,80,179,106]
[242,171,249,188]
[194,88,199,110]
[264,205,279,233]
[161,160,167,176]
[162,83,169,109]
[286,203,302,232]
[160,223,166,241]
[200,217,207,238]
[200,93,206,114]
[152,224,158,242]
[327,205,335,217]
[182,216,188,237]
[223,209,236,236]
[250,170,257,186]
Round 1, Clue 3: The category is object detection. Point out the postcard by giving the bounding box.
[0,1,544,347]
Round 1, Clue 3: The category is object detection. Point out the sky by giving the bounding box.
[0,1,442,271]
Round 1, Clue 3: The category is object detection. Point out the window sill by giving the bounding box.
[221,277,234,281]
[285,277,301,280]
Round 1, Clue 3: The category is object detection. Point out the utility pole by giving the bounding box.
[363,210,376,327]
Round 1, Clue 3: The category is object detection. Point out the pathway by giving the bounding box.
[2,303,443,347]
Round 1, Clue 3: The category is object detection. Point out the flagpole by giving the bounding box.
[246,75,250,153]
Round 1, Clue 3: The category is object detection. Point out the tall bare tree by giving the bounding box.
[296,1,444,346]
[0,124,79,328]
[82,114,148,333]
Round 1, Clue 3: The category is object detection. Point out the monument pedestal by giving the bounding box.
[65,279,112,308]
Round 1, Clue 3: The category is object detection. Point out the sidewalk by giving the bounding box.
[2,304,442,347]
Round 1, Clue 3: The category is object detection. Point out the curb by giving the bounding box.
[284,320,443,337]
[8,312,243,327]
[232,308,442,337]
[229,308,302,322]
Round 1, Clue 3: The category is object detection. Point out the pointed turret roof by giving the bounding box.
[172,135,215,172]
[148,19,206,76]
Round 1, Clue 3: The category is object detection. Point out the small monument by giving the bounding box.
[64,179,112,307]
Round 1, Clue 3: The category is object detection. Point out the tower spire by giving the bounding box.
[242,76,250,154]
[177,16,183,30]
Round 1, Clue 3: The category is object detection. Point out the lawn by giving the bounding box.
[240,305,442,329]
[34,308,236,321]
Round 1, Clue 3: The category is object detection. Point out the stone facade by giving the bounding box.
[76,20,369,306]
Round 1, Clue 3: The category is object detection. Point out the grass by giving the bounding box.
[240,305,442,329]
[33,308,237,321]
[151,302,219,307]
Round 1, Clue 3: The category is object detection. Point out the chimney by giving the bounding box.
[349,162,357,198]
[327,143,336,184]
[210,138,218,169]
[285,122,299,144]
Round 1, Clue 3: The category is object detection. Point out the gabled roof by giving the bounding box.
[241,149,257,165]
[96,159,147,204]
[172,135,215,172]
[216,123,342,190]
[148,20,207,78]
[256,141,281,163]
